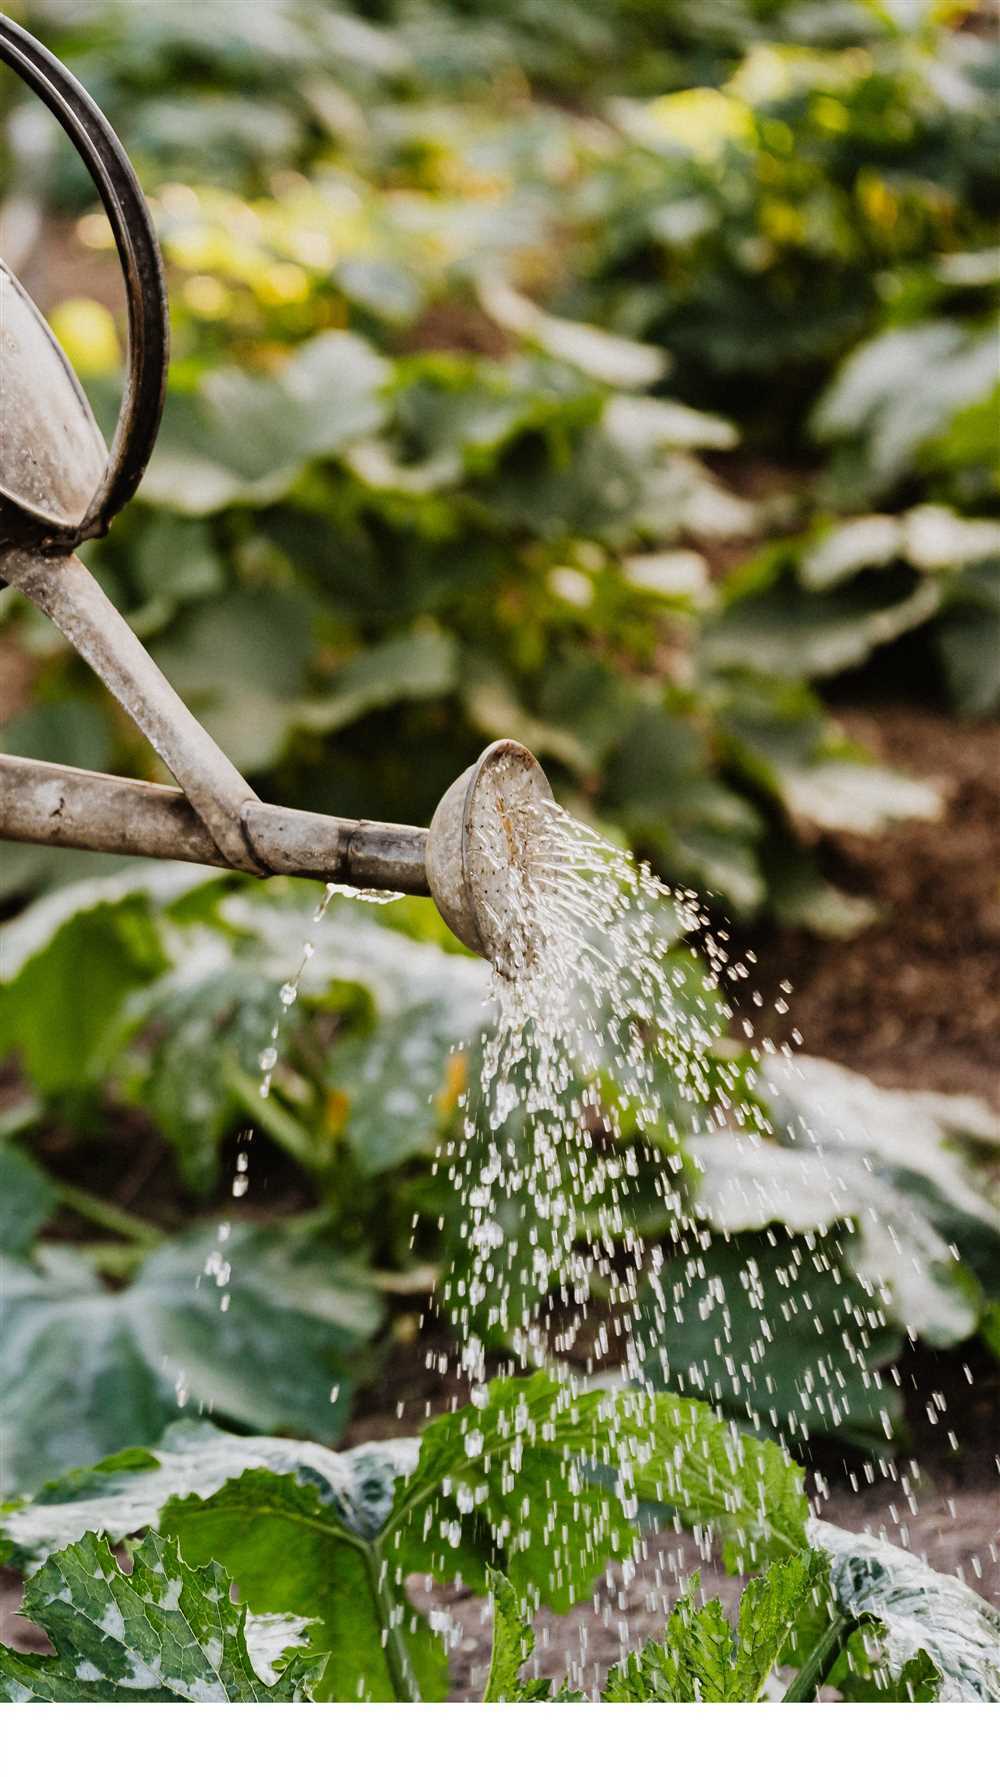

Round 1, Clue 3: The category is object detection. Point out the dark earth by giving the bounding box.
[2,699,998,1694]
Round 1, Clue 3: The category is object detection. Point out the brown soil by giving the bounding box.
[741,703,1000,1107]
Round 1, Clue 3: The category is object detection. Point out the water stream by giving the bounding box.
[200,788,986,1693]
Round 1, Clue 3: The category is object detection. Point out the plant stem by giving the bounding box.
[782,1610,854,1702]
[52,1181,163,1249]
[363,1541,421,1702]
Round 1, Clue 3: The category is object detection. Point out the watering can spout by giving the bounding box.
[426,740,552,972]
[0,735,553,967]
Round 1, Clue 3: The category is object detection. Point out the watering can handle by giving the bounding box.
[0,13,169,545]
[0,19,264,871]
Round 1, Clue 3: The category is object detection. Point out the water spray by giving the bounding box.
[0,18,551,968]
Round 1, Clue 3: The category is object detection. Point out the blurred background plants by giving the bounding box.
[0,0,998,1490]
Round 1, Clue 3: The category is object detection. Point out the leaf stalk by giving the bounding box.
[781,1610,854,1702]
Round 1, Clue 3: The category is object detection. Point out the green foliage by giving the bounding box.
[0,881,167,1097]
[0,1530,313,1702]
[2,1380,991,1703]
[10,0,996,948]
[0,1224,381,1496]
[469,1525,989,1703]
[481,1555,826,1703]
[0,5,997,1706]
[0,1140,56,1256]
[603,1550,826,1701]
[814,1521,1000,1703]
[482,1570,562,1701]
[638,1053,1000,1448]
[0,1377,809,1700]
[2,881,997,1473]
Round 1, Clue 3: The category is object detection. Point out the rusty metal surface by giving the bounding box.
[0,753,230,868]
[244,800,428,892]
[0,15,169,550]
[0,753,431,894]
[0,545,265,873]
[0,258,108,535]
[425,738,552,969]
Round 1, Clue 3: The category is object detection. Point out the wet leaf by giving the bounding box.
[603,1549,827,1702]
[0,1227,381,1495]
[688,1128,980,1345]
[482,1570,580,1701]
[166,1464,447,1702]
[2,1379,809,1696]
[0,1530,313,1701]
[638,1228,903,1450]
[813,1521,1000,1703]
[761,1056,1000,1297]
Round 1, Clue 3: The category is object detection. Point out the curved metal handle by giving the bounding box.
[0,14,168,543]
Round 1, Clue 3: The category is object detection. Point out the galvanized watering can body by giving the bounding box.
[0,17,550,965]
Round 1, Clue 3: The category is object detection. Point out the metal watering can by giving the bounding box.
[0,17,551,969]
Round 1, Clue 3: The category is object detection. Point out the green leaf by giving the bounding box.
[0,887,169,1096]
[703,579,943,681]
[0,1530,312,1701]
[482,1570,578,1701]
[384,1374,633,1613]
[638,1228,904,1450]
[0,1226,381,1494]
[2,1380,809,1697]
[688,1128,981,1346]
[614,1391,810,1572]
[0,697,115,774]
[762,1056,1000,1298]
[296,628,458,737]
[813,1522,1000,1703]
[934,563,1000,717]
[117,952,297,1194]
[479,282,668,388]
[163,1465,444,1702]
[149,586,315,774]
[833,1631,941,1702]
[483,1570,538,1701]
[141,332,389,515]
[800,515,903,591]
[812,321,999,496]
[763,839,877,939]
[771,758,941,836]
[325,1001,463,1175]
[0,1418,411,1570]
[603,1549,827,1702]
[604,393,738,453]
[0,1141,56,1256]
[716,675,941,835]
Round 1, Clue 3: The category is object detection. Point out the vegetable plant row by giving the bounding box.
[2,879,999,1493]
[2,0,997,930]
[2,1376,997,1702]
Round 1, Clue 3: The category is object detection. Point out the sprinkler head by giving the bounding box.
[426,739,553,974]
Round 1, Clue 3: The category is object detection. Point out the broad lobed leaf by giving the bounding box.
[0,1530,312,1703]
